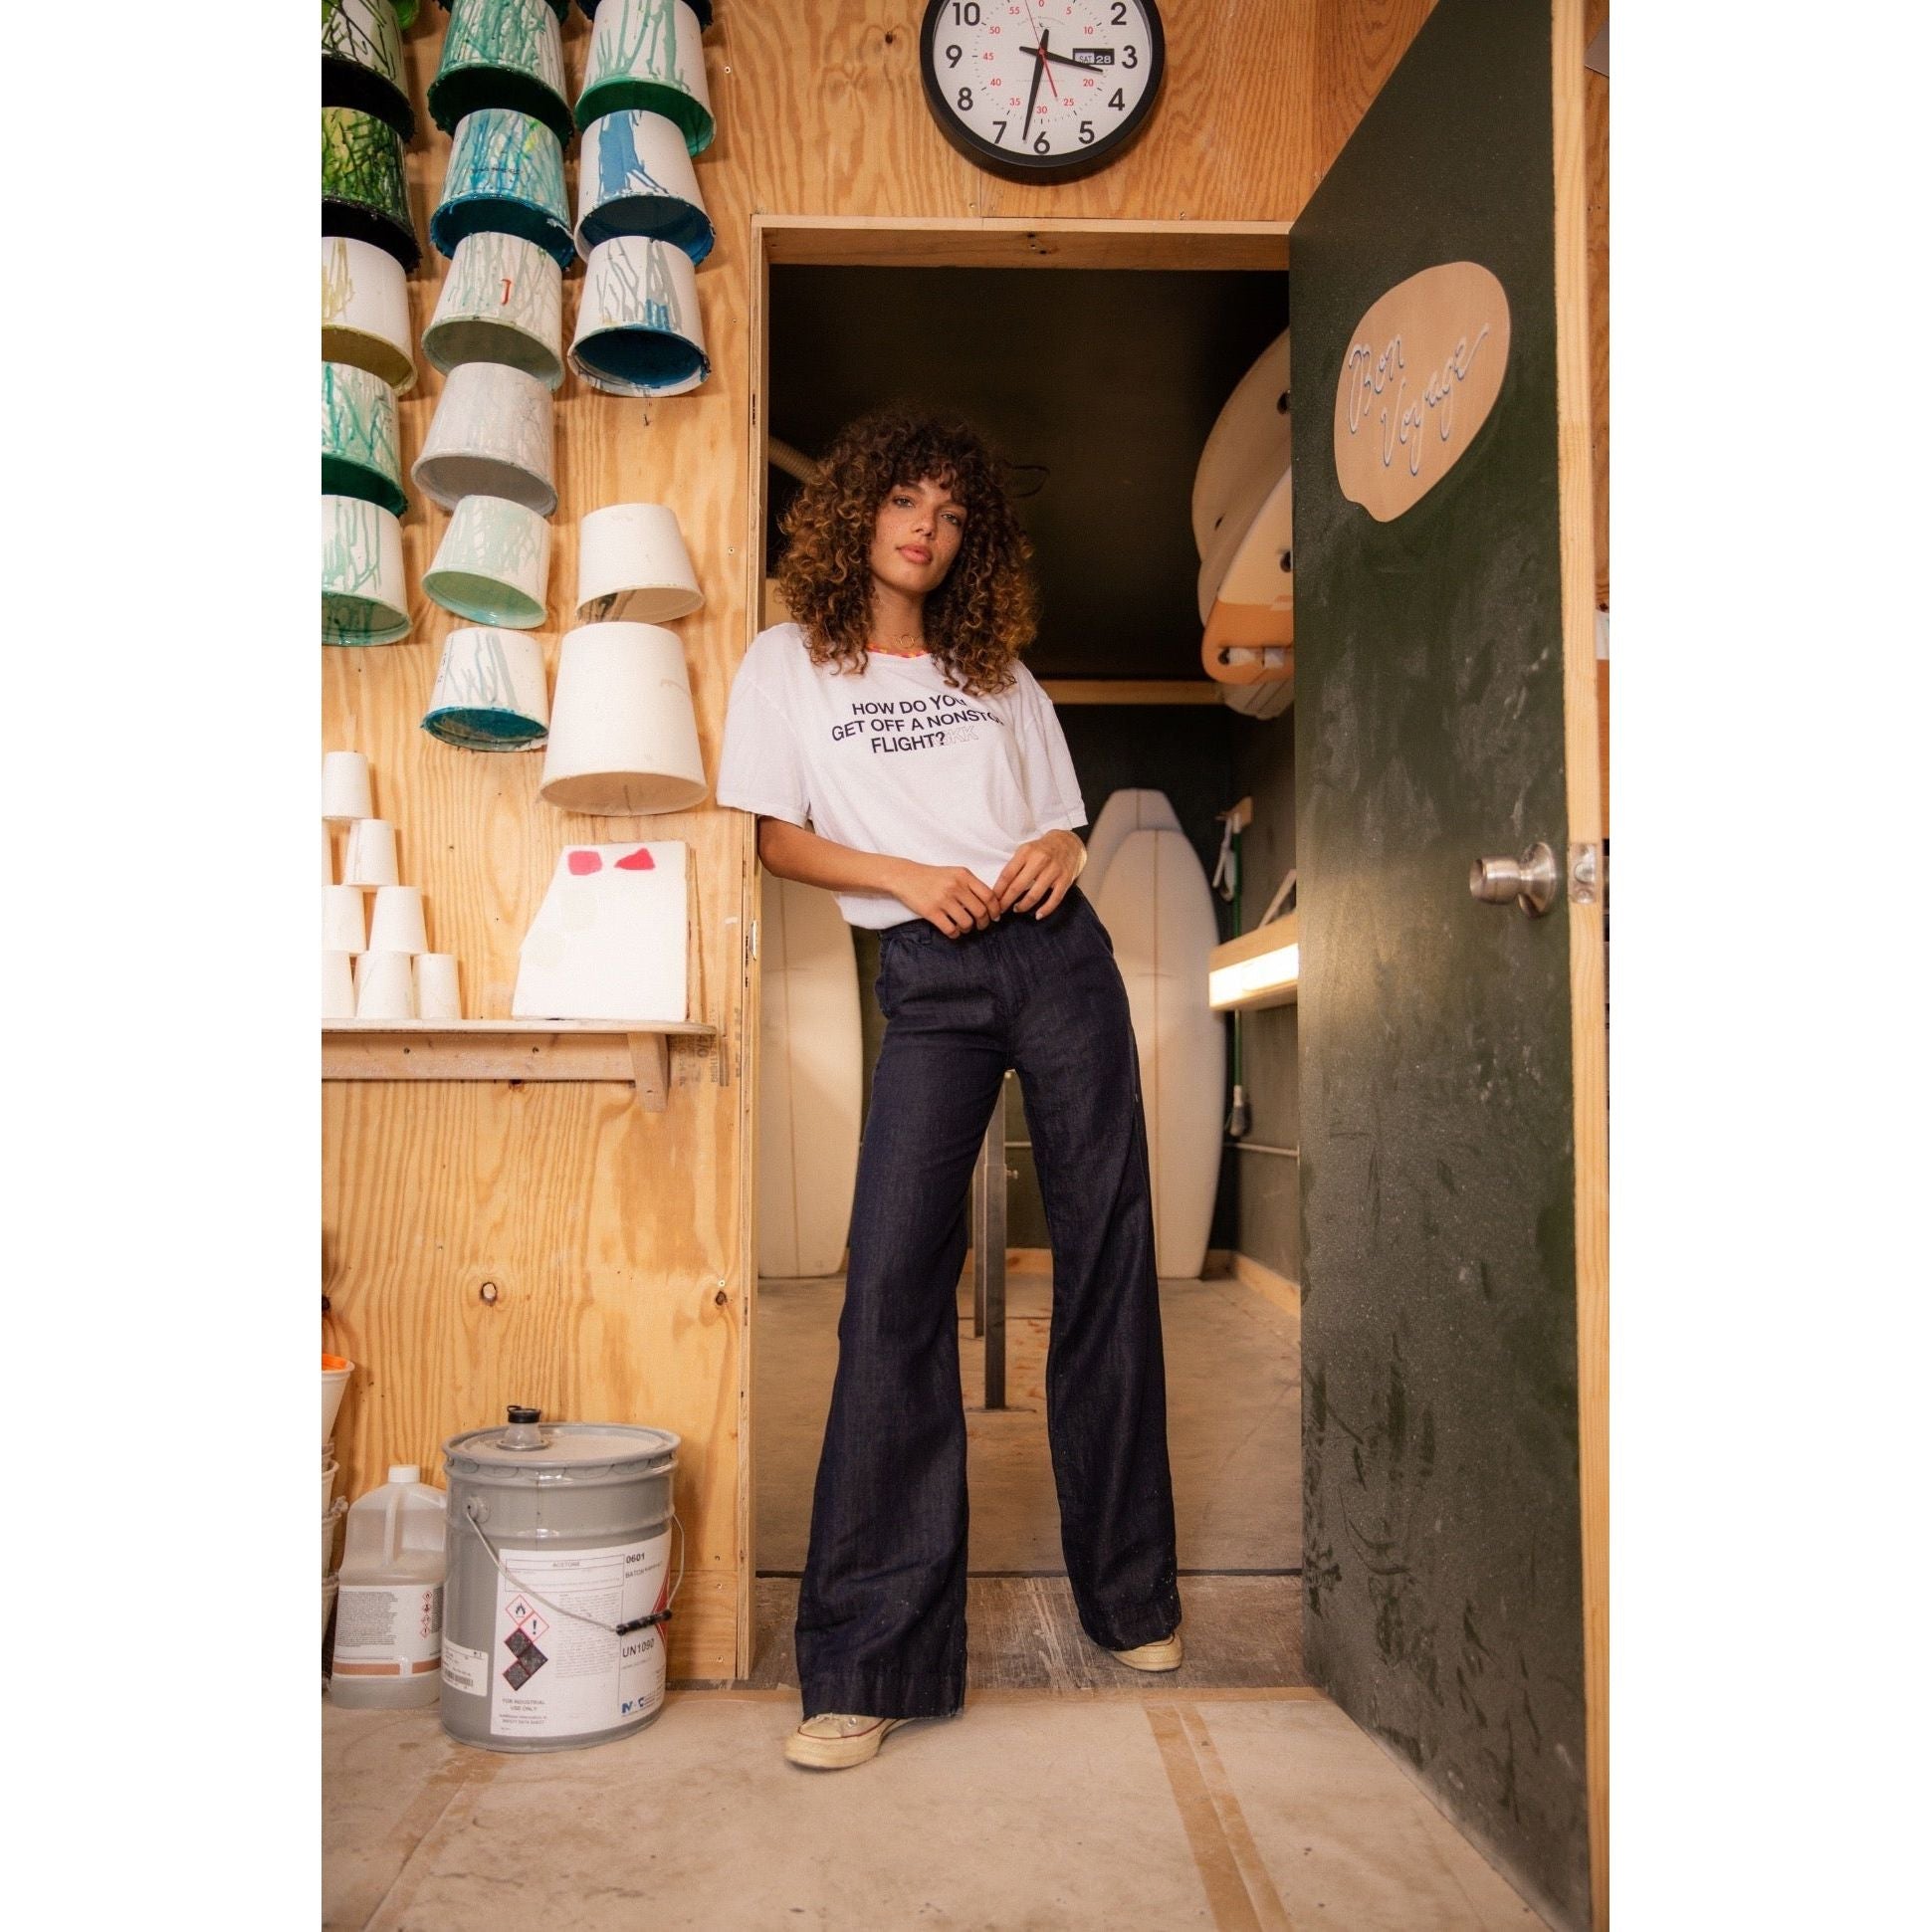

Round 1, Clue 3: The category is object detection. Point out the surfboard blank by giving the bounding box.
[757,873,863,1278]
[1093,827,1226,1281]
[1082,788,1182,903]
[1191,324,1292,558]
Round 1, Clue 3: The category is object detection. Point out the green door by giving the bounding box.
[1291,1,1607,1926]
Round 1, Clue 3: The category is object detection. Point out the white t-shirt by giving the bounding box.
[714,622,1088,930]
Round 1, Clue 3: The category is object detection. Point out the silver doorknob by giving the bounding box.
[1470,841,1560,917]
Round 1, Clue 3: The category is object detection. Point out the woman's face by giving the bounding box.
[868,476,966,600]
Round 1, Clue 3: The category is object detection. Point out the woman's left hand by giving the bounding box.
[993,830,1085,918]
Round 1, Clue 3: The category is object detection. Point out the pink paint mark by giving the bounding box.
[568,850,603,875]
[614,848,656,871]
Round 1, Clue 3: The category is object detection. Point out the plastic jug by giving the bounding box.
[329,1465,447,1709]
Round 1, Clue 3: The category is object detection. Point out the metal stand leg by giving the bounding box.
[969,1078,1009,1410]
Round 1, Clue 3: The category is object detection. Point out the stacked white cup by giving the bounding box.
[321,751,462,1020]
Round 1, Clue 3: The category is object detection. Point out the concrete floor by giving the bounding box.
[324,1266,1546,1926]
[323,1690,1543,1930]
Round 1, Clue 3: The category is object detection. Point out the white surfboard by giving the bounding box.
[1220,678,1294,720]
[1191,324,1292,558]
[1082,789,1182,903]
[1197,454,1293,626]
[1093,828,1226,1281]
[757,872,863,1278]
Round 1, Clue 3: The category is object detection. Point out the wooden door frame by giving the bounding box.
[737,215,1291,1681]
[745,218,1296,641]
[1551,0,1610,1919]
[743,213,1296,635]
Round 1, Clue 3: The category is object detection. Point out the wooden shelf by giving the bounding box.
[322,1020,719,1112]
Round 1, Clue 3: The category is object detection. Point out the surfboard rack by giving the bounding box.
[322,1019,722,1112]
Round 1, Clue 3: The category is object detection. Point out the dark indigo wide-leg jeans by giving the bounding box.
[793,882,1181,1720]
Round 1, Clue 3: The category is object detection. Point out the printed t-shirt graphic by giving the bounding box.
[715,623,1087,932]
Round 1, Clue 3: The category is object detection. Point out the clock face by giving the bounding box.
[919,0,1166,183]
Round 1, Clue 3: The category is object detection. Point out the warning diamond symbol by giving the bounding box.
[502,1626,550,1682]
[518,1611,548,1641]
[505,1598,535,1625]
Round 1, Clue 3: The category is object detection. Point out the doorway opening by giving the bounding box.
[743,218,1303,1694]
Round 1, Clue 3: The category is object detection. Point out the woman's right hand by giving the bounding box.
[886,861,999,937]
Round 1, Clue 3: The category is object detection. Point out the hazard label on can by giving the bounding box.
[489,1531,671,1739]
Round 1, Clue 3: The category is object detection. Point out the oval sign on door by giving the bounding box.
[1333,261,1511,522]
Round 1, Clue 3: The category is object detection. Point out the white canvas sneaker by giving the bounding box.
[1110,1630,1184,1672]
[783,1712,908,1770]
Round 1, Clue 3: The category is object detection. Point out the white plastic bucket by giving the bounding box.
[537,621,708,814]
[322,1356,353,1448]
[575,502,703,624]
[322,1498,347,1577]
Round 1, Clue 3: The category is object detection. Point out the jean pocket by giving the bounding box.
[875,941,907,1018]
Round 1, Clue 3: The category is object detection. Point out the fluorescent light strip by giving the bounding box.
[1208,943,1300,1010]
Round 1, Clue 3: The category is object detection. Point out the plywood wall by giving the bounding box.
[322,0,1437,1681]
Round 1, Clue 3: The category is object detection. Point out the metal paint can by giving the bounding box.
[441,1407,681,1753]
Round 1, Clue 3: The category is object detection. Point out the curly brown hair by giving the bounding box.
[774,406,1038,699]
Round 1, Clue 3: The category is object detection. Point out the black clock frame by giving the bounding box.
[918,0,1166,186]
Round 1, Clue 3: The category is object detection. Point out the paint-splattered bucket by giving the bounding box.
[322,106,419,272]
[568,236,710,396]
[422,625,550,749]
[322,0,415,140]
[441,1406,681,1753]
[322,362,406,518]
[575,0,714,153]
[432,107,573,269]
[429,0,572,143]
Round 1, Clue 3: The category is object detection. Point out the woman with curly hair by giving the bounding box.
[717,407,1181,1772]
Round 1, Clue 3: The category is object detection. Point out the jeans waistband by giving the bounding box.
[879,880,1090,946]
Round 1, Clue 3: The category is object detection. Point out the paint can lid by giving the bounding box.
[442,1417,681,1474]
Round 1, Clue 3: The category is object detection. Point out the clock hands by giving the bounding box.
[1017,4,1063,142]
[1021,38,1045,141]
[1036,29,1061,103]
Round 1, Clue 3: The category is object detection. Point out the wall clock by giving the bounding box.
[919,0,1166,184]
